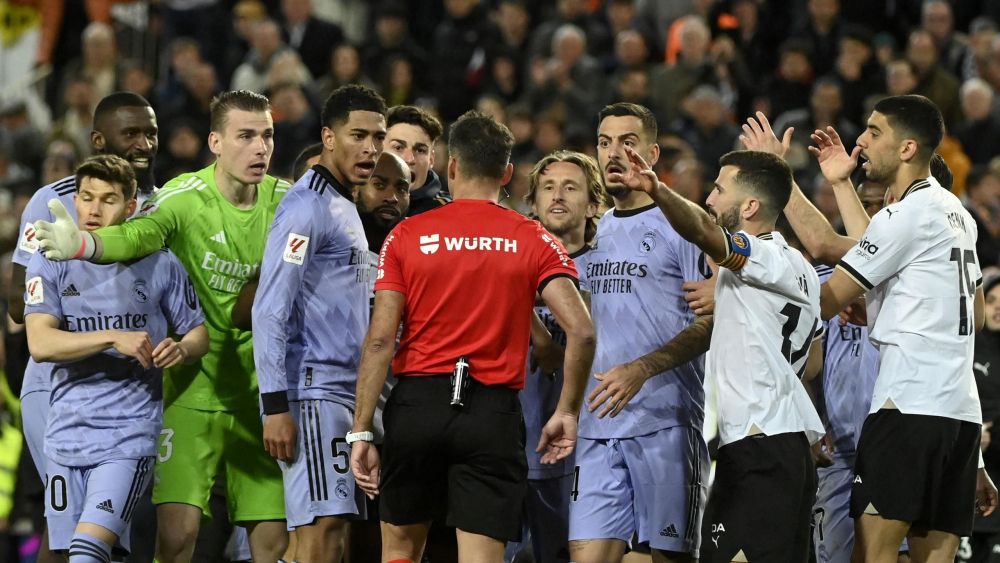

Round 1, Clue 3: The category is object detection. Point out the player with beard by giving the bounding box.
[32,90,292,563]
[569,103,713,563]
[746,96,996,562]
[385,105,449,217]
[506,150,607,563]
[354,151,411,255]
[610,145,825,562]
[252,84,387,563]
[10,91,159,563]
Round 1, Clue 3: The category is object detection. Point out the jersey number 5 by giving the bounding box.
[950,248,976,336]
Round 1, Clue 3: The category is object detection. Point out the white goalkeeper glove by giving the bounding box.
[33,199,96,261]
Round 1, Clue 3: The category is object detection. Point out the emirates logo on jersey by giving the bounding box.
[419,234,440,254]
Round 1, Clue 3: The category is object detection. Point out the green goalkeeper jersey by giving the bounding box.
[94,163,289,410]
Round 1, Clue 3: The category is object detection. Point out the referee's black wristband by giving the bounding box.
[261,391,290,415]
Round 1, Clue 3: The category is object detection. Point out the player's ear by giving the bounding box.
[899,139,919,163]
[208,131,222,156]
[322,126,336,151]
[125,197,137,217]
[92,130,106,152]
[448,156,458,181]
[647,143,660,167]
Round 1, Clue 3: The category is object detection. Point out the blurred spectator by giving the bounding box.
[231,19,289,93]
[650,16,719,126]
[811,174,844,229]
[160,0,228,72]
[162,63,218,142]
[265,50,314,92]
[53,74,95,156]
[280,0,344,80]
[222,0,268,85]
[525,24,602,140]
[430,0,499,121]
[774,77,858,186]
[605,0,639,39]
[610,29,651,77]
[381,57,422,107]
[40,137,82,186]
[270,83,321,179]
[363,3,428,92]
[533,113,565,156]
[670,156,708,203]
[493,0,532,73]
[873,31,898,67]
[118,60,155,104]
[485,49,524,103]
[529,0,611,59]
[476,95,508,124]
[311,43,377,103]
[965,165,1000,269]
[833,25,883,126]
[507,104,536,161]
[675,85,740,178]
[956,78,1000,165]
[633,0,699,57]
[715,0,782,82]
[155,37,204,112]
[885,57,920,96]
[0,136,35,196]
[765,39,815,119]
[907,28,962,129]
[922,0,969,80]
[791,0,843,76]
[154,118,211,183]
[0,99,46,181]
[611,67,654,109]
[965,16,998,82]
[59,22,120,113]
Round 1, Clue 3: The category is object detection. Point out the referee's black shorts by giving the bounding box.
[379,374,528,541]
[851,409,980,536]
[700,432,816,563]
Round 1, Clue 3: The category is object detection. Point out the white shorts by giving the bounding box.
[278,399,366,529]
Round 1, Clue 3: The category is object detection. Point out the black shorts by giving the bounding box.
[700,432,816,563]
[379,374,528,541]
[850,409,980,536]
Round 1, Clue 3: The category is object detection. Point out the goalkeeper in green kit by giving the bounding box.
[33,90,290,562]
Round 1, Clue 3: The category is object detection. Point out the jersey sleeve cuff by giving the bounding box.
[261,391,290,415]
[538,273,578,294]
[835,260,874,291]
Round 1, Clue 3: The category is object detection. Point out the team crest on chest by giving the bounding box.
[133,280,149,303]
[639,230,657,254]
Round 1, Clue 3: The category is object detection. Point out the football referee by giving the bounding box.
[349,110,596,562]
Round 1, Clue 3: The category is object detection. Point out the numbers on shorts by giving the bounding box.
[570,465,581,502]
[47,474,68,512]
[957,536,972,560]
[158,428,175,462]
[330,437,350,475]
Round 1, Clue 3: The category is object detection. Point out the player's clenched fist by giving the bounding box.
[112,331,155,369]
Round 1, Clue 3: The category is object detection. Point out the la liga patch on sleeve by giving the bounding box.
[283,233,310,265]
[26,276,44,304]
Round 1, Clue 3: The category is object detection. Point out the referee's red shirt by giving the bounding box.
[374,199,579,389]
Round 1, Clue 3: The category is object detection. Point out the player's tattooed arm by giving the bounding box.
[589,315,713,419]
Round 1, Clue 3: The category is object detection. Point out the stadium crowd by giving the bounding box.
[1,0,1000,562]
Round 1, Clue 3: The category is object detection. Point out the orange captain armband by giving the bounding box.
[717,230,751,271]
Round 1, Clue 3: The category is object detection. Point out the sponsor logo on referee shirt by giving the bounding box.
[283,233,310,265]
[418,233,519,255]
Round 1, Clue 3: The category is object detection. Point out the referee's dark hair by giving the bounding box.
[387,105,443,143]
[321,84,387,129]
[873,94,944,163]
[719,150,793,221]
[93,92,152,131]
[448,110,514,180]
[210,90,270,133]
[598,103,658,142]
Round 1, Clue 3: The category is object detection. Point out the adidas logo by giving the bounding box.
[210,230,227,244]
[61,284,80,297]
[659,524,679,538]
[96,499,114,513]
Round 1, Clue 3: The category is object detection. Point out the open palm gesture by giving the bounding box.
[607,146,659,195]
[808,126,860,184]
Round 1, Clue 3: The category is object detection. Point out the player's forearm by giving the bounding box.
[177,325,209,364]
[784,182,855,265]
[649,184,728,262]
[92,219,169,263]
[830,180,870,239]
[556,324,596,416]
[255,319,292,414]
[26,325,117,363]
[634,314,714,378]
[352,333,395,432]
